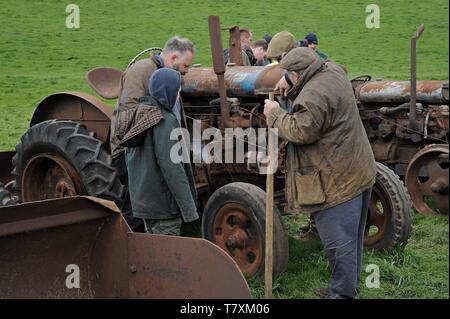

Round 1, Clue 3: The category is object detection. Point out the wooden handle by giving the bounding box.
[265,92,275,299]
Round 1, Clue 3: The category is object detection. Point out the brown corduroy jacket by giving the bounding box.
[110,55,163,158]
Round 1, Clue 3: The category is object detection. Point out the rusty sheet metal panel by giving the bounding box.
[128,233,251,299]
[30,92,113,142]
[355,80,449,105]
[0,196,251,299]
[182,65,283,97]
[0,197,122,298]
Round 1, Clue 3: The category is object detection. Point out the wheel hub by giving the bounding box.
[21,153,86,202]
[406,144,449,215]
[213,203,262,276]
[364,186,389,247]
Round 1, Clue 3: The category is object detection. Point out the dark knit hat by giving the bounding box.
[305,33,318,45]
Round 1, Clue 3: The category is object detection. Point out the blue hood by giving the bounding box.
[149,68,182,110]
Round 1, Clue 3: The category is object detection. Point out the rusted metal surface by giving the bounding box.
[30,91,113,142]
[182,66,283,98]
[212,202,263,277]
[85,67,123,100]
[21,153,87,202]
[371,139,399,162]
[355,80,449,105]
[410,25,425,122]
[0,196,252,298]
[208,16,252,129]
[254,64,284,94]
[128,233,251,298]
[228,25,243,66]
[406,144,449,215]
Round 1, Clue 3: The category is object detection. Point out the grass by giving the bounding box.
[247,212,449,299]
[0,0,448,299]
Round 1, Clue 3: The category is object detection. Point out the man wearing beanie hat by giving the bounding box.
[264,47,376,299]
[304,32,328,60]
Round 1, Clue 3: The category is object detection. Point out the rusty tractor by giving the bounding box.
[0,17,448,282]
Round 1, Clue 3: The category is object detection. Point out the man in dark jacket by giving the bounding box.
[110,36,195,230]
[264,47,376,299]
[125,68,198,235]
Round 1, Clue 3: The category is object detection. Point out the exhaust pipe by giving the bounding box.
[408,24,425,142]
[207,16,250,129]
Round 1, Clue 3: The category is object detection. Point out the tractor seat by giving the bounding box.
[85,67,123,100]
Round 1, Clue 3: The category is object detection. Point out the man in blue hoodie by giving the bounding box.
[124,68,199,235]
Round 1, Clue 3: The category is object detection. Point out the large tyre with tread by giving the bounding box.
[11,120,124,205]
[364,162,413,250]
[202,182,289,279]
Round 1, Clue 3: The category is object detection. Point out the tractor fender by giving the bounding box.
[30,91,114,143]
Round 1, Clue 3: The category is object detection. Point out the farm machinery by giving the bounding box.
[0,17,448,287]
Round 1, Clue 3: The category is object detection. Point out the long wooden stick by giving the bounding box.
[265,92,275,299]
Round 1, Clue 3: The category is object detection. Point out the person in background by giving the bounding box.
[266,31,297,64]
[300,32,328,60]
[224,28,254,65]
[263,34,273,44]
[251,39,270,66]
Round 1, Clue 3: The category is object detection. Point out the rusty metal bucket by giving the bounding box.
[0,196,251,299]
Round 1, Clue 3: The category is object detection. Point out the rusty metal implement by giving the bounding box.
[0,196,252,299]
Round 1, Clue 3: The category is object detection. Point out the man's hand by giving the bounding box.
[275,76,291,97]
[264,99,280,116]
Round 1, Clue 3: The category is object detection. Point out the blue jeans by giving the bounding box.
[314,188,372,299]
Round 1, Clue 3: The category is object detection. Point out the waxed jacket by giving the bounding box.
[125,95,198,222]
[267,61,377,214]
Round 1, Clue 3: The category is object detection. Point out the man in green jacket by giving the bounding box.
[264,47,376,299]
[124,68,199,235]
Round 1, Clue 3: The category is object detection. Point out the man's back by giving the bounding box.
[111,57,161,158]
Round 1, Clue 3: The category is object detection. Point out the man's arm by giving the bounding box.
[153,117,199,223]
[265,97,326,145]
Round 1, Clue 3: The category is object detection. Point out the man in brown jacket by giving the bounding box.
[264,47,377,299]
[110,36,195,230]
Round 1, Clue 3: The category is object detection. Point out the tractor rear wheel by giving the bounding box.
[12,120,124,205]
[202,182,289,279]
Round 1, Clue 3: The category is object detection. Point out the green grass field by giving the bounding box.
[0,0,448,299]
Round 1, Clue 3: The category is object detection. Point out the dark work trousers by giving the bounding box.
[112,153,143,231]
[313,187,372,299]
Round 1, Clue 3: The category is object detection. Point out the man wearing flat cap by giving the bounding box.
[266,31,297,63]
[264,47,376,299]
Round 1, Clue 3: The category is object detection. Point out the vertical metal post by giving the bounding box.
[228,25,243,66]
[410,33,417,121]
[408,24,425,134]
